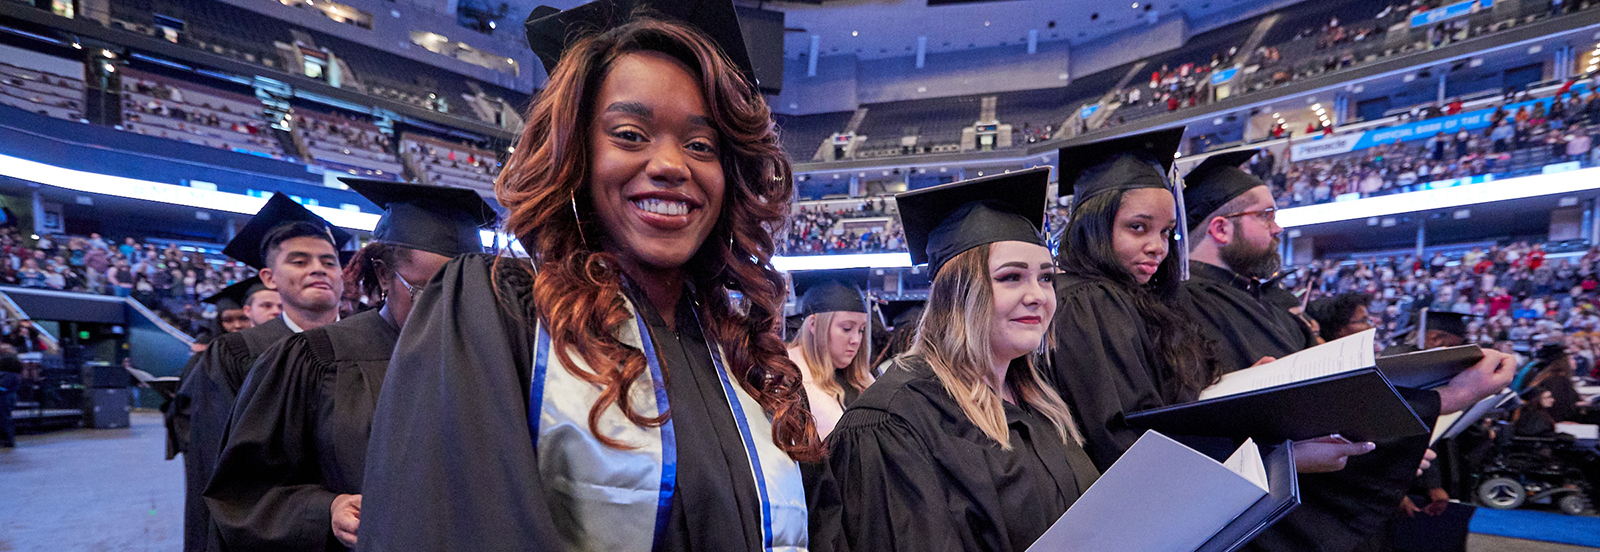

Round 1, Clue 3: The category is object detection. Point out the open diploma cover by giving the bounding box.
[1027,432,1298,552]
[1125,329,1429,443]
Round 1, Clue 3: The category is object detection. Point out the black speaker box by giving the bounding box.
[87,388,130,429]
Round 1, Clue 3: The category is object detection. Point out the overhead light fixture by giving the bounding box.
[1312,103,1323,110]
[852,30,858,36]
[774,253,915,271]
[1132,2,1140,7]
[0,153,379,231]
[1276,167,1600,228]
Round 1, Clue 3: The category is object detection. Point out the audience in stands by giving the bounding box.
[0,227,254,337]
[1271,91,1600,208]
[780,201,904,256]
[1298,241,1600,368]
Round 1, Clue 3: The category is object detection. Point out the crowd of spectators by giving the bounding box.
[0,227,255,339]
[1270,88,1600,208]
[1299,241,1600,373]
[1014,122,1057,144]
[780,202,904,256]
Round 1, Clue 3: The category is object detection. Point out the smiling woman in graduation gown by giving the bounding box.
[355,8,835,552]
[203,181,496,550]
[825,167,1099,551]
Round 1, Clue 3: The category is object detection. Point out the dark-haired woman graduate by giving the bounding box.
[1179,148,1513,552]
[825,167,1099,551]
[355,4,836,551]
[203,180,495,551]
[1047,133,1376,478]
[787,269,875,438]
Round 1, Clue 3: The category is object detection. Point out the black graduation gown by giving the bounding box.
[203,309,399,551]
[1048,272,1171,469]
[824,356,1100,551]
[175,318,294,552]
[1046,271,1238,469]
[355,254,841,552]
[166,351,204,460]
[832,371,864,407]
[1178,262,1443,552]
[1179,261,1316,374]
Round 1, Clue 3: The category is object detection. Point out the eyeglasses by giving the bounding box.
[392,272,424,302]
[1221,206,1278,223]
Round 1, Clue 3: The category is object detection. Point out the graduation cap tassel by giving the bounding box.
[1169,163,1192,282]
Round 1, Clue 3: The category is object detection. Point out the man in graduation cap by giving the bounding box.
[1382,309,1478,356]
[785,269,874,437]
[1180,151,1515,552]
[1178,148,1317,373]
[1364,308,1483,552]
[176,192,351,552]
[165,277,279,461]
[205,180,496,551]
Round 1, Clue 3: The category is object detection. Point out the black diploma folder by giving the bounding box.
[1375,344,1483,389]
[1125,329,1430,443]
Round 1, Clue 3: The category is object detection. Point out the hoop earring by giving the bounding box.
[571,191,592,250]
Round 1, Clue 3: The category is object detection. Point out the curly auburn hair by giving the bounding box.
[494,18,821,461]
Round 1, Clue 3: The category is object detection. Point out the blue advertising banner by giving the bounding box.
[1210,67,1239,86]
[1291,96,1556,160]
[1410,0,1491,28]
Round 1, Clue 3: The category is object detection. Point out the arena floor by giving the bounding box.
[0,411,1593,552]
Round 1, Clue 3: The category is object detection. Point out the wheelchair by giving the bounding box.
[1472,420,1600,516]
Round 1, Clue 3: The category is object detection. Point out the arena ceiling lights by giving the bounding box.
[0,152,378,229]
[0,153,534,250]
[772,252,914,272]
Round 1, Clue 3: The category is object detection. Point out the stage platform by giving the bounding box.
[0,411,1593,551]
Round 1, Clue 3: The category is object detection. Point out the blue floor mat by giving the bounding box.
[1469,507,1600,547]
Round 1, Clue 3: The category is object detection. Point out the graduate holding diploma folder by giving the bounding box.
[1045,133,1516,552]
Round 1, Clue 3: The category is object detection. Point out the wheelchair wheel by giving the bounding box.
[1477,477,1527,510]
[1557,494,1593,516]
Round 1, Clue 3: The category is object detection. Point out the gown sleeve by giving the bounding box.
[176,335,246,552]
[165,351,204,460]
[203,334,339,551]
[353,255,561,552]
[825,409,965,551]
[1048,283,1167,470]
[1245,388,1442,552]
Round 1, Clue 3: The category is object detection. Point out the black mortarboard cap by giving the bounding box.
[524,0,756,86]
[1183,149,1266,230]
[1534,343,1567,363]
[881,299,925,330]
[223,193,353,270]
[896,166,1050,276]
[201,276,270,312]
[1422,310,1479,339]
[342,178,498,258]
[1058,127,1185,208]
[792,269,869,316]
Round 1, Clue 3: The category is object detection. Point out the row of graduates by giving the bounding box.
[165,3,1520,551]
